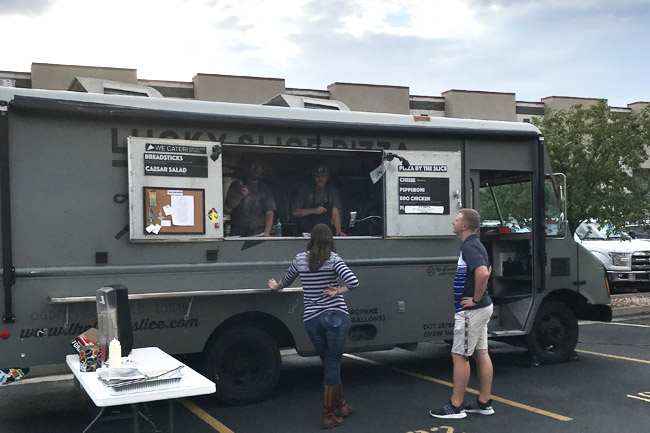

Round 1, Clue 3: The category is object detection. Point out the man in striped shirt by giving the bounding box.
[430,209,495,419]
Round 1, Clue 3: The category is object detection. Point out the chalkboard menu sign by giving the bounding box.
[398,177,450,215]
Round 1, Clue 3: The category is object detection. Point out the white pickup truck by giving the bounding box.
[574,221,650,293]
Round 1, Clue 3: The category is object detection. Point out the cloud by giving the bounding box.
[0,0,648,106]
[279,0,650,105]
[213,15,254,32]
[319,0,485,39]
[0,0,54,16]
[281,7,463,89]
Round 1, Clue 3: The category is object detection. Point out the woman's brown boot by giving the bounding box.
[335,383,353,417]
[323,384,343,429]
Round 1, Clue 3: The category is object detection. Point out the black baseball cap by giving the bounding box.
[312,163,330,175]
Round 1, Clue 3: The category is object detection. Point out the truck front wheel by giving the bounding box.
[203,325,281,405]
[527,301,579,364]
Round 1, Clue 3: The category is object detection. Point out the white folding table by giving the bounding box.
[66,346,215,433]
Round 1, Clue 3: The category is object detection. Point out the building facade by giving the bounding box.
[3,62,649,119]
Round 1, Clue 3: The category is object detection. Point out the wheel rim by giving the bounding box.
[536,314,567,351]
[218,341,267,389]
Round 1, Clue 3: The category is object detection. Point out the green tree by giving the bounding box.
[533,101,650,233]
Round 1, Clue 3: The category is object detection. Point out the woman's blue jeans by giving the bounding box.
[304,310,350,386]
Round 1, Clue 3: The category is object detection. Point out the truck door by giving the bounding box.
[476,170,535,332]
[544,174,578,293]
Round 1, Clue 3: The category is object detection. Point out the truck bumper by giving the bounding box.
[607,271,650,283]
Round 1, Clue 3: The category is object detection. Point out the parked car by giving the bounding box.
[575,221,650,293]
[627,224,650,240]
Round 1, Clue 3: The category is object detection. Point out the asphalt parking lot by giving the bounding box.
[1,314,648,433]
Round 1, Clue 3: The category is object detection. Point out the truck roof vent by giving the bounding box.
[1,79,16,88]
[68,77,163,97]
[263,94,350,111]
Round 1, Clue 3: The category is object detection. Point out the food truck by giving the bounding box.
[0,86,611,403]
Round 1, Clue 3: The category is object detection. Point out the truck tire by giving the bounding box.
[527,301,578,364]
[203,325,281,405]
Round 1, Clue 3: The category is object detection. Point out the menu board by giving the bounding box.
[398,176,450,215]
[385,150,461,237]
[128,137,223,242]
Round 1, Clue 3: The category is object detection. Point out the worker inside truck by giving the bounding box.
[291,162,345,236]
[224,159,276,237]
[221,147,384,238]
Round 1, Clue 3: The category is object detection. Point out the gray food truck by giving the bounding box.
[0,86,612,404]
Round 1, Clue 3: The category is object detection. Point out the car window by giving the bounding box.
[576,222,624,240]
[627,225,650,239]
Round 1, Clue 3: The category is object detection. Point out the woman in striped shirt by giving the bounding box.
[268,224,359,429]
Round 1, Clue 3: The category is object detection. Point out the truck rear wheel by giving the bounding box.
[203,325,281,405]
[527,301,578,364]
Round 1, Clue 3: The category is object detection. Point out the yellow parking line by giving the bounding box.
[178,398,235,433]
[575,349,650,364]
[343,354,572,422]
[581,321,650,328]
[627,394,650,403]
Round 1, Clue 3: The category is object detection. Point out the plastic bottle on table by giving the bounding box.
[276,220,282,237]
[109,338,122,368]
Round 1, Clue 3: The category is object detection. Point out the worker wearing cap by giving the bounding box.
[292,164,346,236]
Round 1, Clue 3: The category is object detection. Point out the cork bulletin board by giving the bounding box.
[143,187,205,235]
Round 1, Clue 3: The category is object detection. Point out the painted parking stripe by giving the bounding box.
[627,394,650,403]
[581,321,650,328]
[178,398,235,433]
[575,349,650,364]
[343,354,572,422]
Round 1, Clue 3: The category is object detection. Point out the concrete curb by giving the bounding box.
[612,305,650,318]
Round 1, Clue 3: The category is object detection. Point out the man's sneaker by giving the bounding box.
[429,401,466,419]
[464,398,495,415]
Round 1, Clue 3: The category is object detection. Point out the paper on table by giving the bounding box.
[171,195,194,226]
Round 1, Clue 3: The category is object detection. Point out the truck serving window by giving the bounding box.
[221,145,384,238]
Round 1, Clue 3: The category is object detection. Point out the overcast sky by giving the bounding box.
[1,0,649,107]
